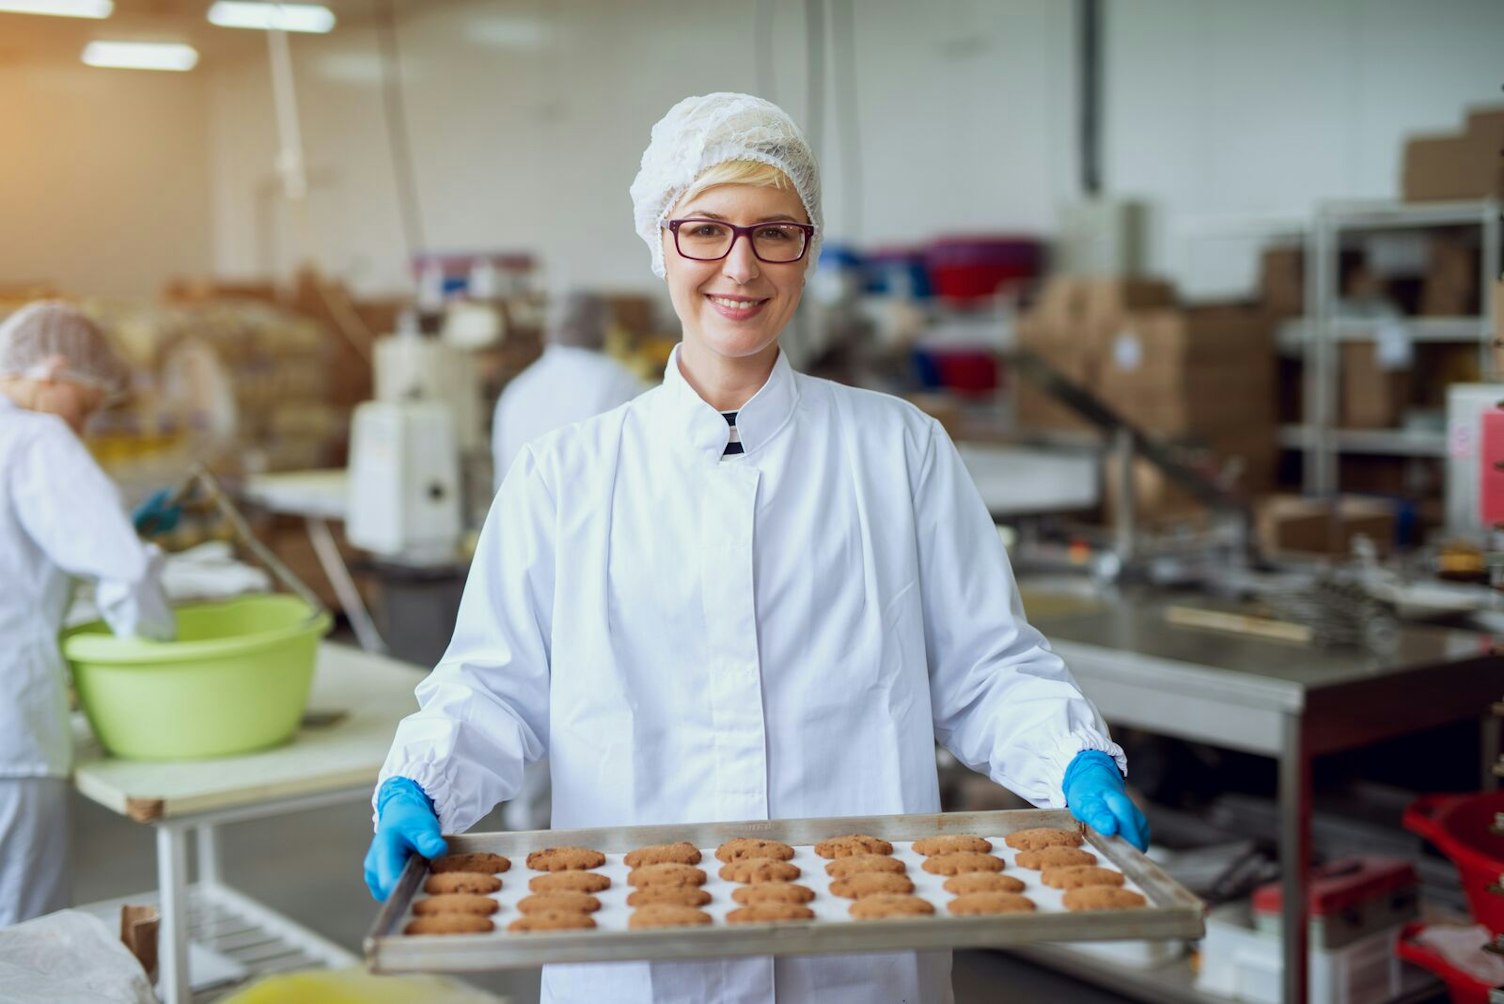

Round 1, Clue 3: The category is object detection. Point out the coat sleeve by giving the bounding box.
[913,418,1125,807]
[376,444,556,833]
[10,419,173,640]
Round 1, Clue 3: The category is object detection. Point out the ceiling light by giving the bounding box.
[0,1,113,17]
[207,2,334,33]
[82,41,199,71]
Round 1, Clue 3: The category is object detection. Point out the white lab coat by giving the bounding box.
[380,347,1124,1004]
[0,397,172,925]
[490,343,646,489]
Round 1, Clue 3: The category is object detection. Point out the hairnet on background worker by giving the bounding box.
[367,92,1147,1004]
[0,301,175,928]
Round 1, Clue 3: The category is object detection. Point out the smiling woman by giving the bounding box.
[368,90,1142,1004]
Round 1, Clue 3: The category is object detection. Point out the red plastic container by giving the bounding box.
[924,236,1043,302]
[1403,793,1504,935]
[1251,857,1418,948]
[1395,922,1497,1004]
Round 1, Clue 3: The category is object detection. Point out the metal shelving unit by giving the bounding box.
[1294,198,1502,494]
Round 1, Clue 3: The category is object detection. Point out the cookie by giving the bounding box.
[424,872,502,895]
[517,891,602,914]
[628,905,713,929]
[627,886,713,908]
[716,838,795,863]
[404,914,494,935]
[624,841,702,868]
[912,835,992,856]
[1041,865,1126,890]
[526,846,606,871]
[430,852,511,874]
[731,883,815,906]
[412,894,499,916]
[727,903,815,924]
[718,858,801,883]
[921,852,1006,876]
[826,854,907,879]
[830,872,914,899]
[627,863,707,888]
[507,910,597,932]
[1062,887,1147,911]
[814,834,894,859]
[943,873,1026,895]
[848,894,935,920]
[1003,827,1083,851]
[1016,846,1097,871]
[529,871,612,895]
[947,892,1036,916]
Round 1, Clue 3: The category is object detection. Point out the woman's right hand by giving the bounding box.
[364,778,448,900]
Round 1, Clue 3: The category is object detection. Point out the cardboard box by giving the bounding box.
[1494,279,1504,376]
[1420,236,1479,316]
[1095,308,1276,436]
[1256,494,1396,558]
[1340,342,1410,429]
[1402,130,1504,202]
[1034,277,1176,332]
[1260,247,1305,317]
[1013,314,1099,433]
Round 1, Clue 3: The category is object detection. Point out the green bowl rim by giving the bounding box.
[63,595,332,667]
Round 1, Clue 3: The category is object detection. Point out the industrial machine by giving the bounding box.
[345,325,476,565]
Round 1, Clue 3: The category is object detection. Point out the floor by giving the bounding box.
[70,793,1134,1003]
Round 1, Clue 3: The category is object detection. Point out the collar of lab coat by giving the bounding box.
[659,343,799,461]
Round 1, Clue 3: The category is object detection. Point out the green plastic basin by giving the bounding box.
[62,594,332,760]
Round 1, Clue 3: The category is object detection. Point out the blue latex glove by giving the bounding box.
[132,488,183,536]
[364,778,448,901]
[1063,750,1151,851]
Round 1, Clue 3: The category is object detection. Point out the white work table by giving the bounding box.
[73,643,422,1004]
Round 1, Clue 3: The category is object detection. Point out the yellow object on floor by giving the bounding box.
[221,968,504,1004]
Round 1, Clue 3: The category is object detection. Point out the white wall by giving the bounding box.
[1107,0,1504,295]
[205,0,1077,298]
[0,62,212,298]
[17,0,1492,302]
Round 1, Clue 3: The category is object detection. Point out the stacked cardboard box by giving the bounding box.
[1340,342,1412,429]
[1420,236,1479,316]
[1014,279,1278,523]
[1402,106,1504,202]
[1255,494,1396,558]
[1014,277,1175,433]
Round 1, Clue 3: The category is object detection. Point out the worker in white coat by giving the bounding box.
[0,302,175,928]
[366,94,1148,1003]
[491,290,646,489]
[490,291,646,829]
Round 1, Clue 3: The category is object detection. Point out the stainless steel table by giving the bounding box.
[73,643,423,1003]
[1033,593,1502,1004]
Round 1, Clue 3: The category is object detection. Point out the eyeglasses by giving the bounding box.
[667,218,815,264]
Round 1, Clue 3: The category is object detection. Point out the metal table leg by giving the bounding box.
[305,516,387,654]
[1279,715,1311,1004]
[156,824,191,1004]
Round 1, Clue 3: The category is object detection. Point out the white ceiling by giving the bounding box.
[0,0,440,66]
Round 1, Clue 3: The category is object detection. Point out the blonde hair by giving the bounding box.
[675,159,798,214]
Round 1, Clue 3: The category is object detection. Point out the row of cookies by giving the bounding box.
[1002,827,1147,912]
[407,847,613,935]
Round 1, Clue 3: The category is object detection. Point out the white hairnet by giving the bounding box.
[0,301,129,395]
[630,92,822,279]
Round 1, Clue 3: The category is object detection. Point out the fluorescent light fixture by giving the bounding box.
[82,40,199,71]
[0,1,113,17]
[207,2,334,33]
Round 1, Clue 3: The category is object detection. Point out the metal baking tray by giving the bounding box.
[365,808,1204,972]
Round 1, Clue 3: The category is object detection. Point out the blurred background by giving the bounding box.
[6,2,1504,1002]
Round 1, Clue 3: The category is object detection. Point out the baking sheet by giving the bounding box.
[365,808,1204,972]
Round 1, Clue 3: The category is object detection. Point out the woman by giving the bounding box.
[0,301,175,927]
[367,93,1146,1003]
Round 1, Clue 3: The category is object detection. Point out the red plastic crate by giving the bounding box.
[1403,793,1504,936]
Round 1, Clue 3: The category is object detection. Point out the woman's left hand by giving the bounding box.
[1062,750,1150,851]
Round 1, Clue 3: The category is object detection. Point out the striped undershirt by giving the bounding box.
[721,411,743,457]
